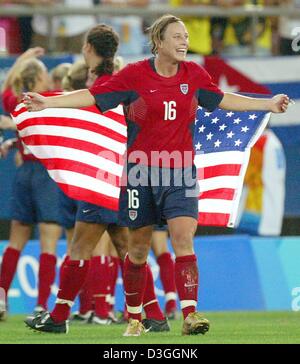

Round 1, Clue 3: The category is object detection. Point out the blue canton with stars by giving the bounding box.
[193,106,269,154]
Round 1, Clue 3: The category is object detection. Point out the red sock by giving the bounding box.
[91,256,110,318]
[118,258,127,319]
[51,259,89,323]
[157,252,177,314]
[123,255,147,321]
[37,253,57,309]
[175,255,198,319]
[78,260,93,314]
[0,247,21,297]
[119,258,124,277]
[143,264,164,320]
[108,256,119,311]
[59,255,69,285]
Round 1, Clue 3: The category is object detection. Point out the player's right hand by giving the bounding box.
[23,92,47,112]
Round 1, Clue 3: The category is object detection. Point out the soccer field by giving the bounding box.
[1,311,300,344]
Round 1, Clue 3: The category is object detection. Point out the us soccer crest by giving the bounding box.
[180,84,188,95]
[129,210,137,221]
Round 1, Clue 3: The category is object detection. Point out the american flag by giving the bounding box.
[194,106,270,227]
[12,102,269,227]
[11,103,127,211]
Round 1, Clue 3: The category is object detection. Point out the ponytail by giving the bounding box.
[94,57,114,77]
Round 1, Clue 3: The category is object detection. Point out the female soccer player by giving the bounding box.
[0,56,63,318]
[24,15,290,336]
[25,24,167,333]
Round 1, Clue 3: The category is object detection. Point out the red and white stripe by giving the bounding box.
[195,150,251,227]
[12,104,126,211]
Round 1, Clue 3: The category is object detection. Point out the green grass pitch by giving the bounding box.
[1,311,300,344]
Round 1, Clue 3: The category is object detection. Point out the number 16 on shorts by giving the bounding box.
[127,189,139,221]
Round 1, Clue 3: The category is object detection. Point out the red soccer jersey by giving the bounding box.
[89,59,224,167]
[93,74,111,87]
[2,87,19,114]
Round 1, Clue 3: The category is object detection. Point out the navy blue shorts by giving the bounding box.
[119,163,199,228]
[76,200,119,225]
[11,161,62,224]
[59,190,79,229]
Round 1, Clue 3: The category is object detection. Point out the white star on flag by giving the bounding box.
[198,125,206,133]
[233,118,242,124]
[206,132,213,140]
[241,126,250,133]
[211,117,219,124]
[195,142,202,150]
[226,112,234,117]
[227,131,235,138]
[234,139,242,146]
[214,139,222,147]
[219,124,227,131]
[249,114,258,120]
[204,112,212,117]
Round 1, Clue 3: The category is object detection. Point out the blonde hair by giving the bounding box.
[51,63,72,84]
[113,56,124,73]
[62,61,89,91]
[12,58,47,97]
[148,14,182,55]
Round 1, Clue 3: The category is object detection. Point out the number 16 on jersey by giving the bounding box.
[163,101,177,121]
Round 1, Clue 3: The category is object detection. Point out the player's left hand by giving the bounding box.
[269,94,290,113]
[0,139,15,158]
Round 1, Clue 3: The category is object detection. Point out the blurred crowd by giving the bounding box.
[0,0,300,57]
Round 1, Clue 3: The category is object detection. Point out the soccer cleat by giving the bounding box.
[70,310,93,324]
[108,311,120,323]
[182,312,210,336]
[24,311,69,334]
[33,305,46,315]
[0,299,7,322]
[91,315,112,325]
[123,319,145,337]
[165,309,178,321]
[142,318,170,332]
[0,311,7,322]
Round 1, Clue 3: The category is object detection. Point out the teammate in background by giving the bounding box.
[50,62,72,91]
[151,227,178,320]
[24,24,168,333]
[0,54,63,320]
[24,15,289,336]
[59,61,120,324]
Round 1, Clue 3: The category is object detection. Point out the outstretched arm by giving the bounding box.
[23,89,96,111]
[1,47,45,92]
[220,92,290,113]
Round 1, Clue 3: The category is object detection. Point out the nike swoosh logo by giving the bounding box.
[124,292,138,296]
[150,90,157,93]
[35,324,46,329]
[144,327,152,333]
[184,283,198,288]
[82,209,91,213]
